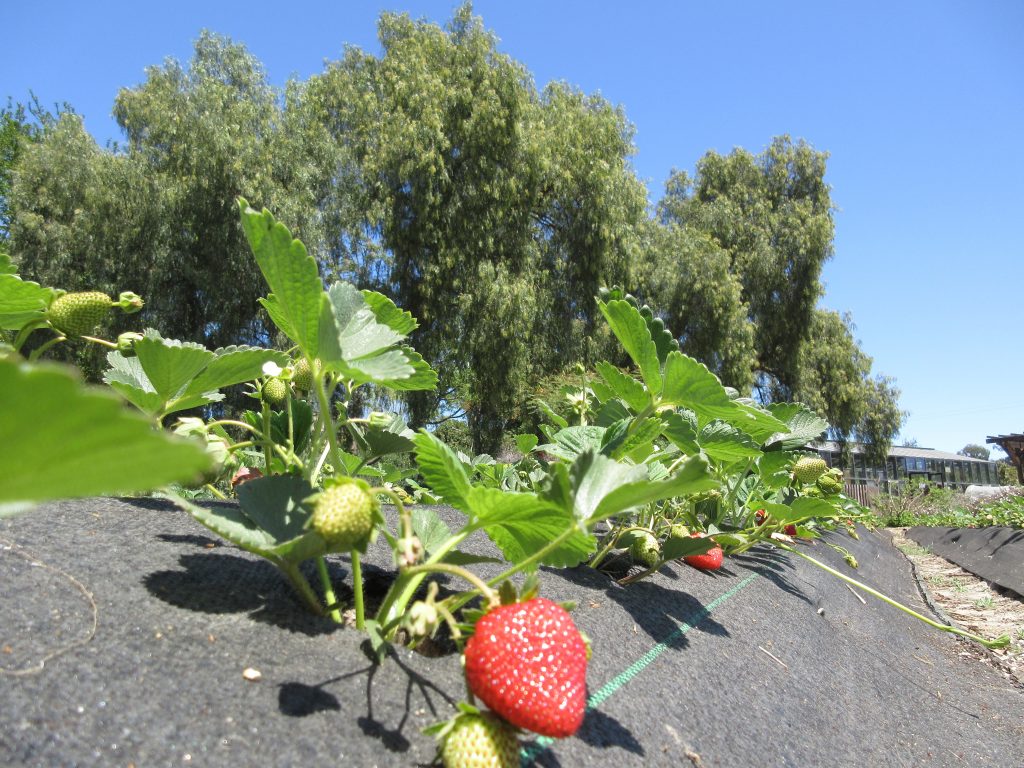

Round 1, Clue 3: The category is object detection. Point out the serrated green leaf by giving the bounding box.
[413,430,472,509]
[595,398,633,428]
[411,507,452,554]
[514,433,538,455]
[168,494,277,556]
[698,421,763,462]
[662,534,717,560]
[0,274,54,330]
[535,398,568,429]
[610,417,663,462]
[0,359,211,511]
[757,450,798,490]
[592,454,716,522]
[324,283,404,362]
[660,411,700,455]
[539,425,606,461]
[361,290,417,335]
[185,346,289,398]
[361,424,417,460]
[374,347,438,391]
[765,403,829,450]
[567,450,647,523]
[236,475,316,545]
[466,486,596,567]
[597,300,662,397]
[790,496,839,520]
[438,551,503,566]
[134,333,214,402]
[239,201,323,356]
[595,361,650,413]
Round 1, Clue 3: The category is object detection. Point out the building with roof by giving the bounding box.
[814,441,1001,496]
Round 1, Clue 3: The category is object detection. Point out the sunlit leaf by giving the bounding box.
[0,359,211,513]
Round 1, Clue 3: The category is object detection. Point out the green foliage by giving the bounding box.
[0,355,211,515]
[959,443,990,460]
[872,484,1024,529]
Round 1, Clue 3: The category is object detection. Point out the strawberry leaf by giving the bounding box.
[537,425,606,461]
[594,361,650,412]
[134,332,214,403]
[413,430,472,509]
[764,402,829,450]
[0,273,54,330]
[592,454,716,522]
[598,299,663,397]
[236,475,316,544]
[239,200,323,357]
[184,345,289,397]
[466,486,596,567]
[698,421,763,462]
[361,289,417,335]
[0,358,211,514]
[411,507,453,554]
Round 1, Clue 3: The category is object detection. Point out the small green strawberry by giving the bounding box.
[630,531,660,568]
[262,377,288,406]
[793,456,828,484]
[47,291,113,337]
[292,358,319,391]
[817,469,844,495]
[441,712,519,768]
[309,478,378,551]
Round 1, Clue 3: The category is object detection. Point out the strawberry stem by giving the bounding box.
[316,556,343,624]
[403,562,499,607]
[351,551,365,629]
[778,544,1010,649]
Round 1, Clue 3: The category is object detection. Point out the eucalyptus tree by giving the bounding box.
[305,6,647,451]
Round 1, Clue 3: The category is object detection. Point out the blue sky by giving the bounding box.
[4,1,1022,456]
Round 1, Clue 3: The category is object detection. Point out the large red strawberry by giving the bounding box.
[683,533,723,571]
[464,597,588,738]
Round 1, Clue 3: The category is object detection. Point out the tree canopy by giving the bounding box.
[5,5,904,455]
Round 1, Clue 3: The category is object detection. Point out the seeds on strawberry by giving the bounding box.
[793,456,828,484]
[47,291,113,337]
[262,377,288,406]
[441,712,519,768]
[464,597,588,738]
[310,479,377,551]
[292,357,320,391]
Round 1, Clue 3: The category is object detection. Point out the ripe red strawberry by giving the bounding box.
[754,509,767,526]
[683,533,723,571]
[441,712,519,768]
[464,597,588,738]
[784,524,798,537]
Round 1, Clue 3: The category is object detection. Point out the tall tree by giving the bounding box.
[305,6,647,451]
[959,444,990,461]
[9,33,342,377]
[793,309,904,463]
[659,136,834,395]
[635,221,756,390]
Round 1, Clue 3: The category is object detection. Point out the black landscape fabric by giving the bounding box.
[906,526,1024,599]
[2,499,1023,767]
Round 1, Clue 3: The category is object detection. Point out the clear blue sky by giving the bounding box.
[4,1,1022,456]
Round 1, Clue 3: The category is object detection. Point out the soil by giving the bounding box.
[889,527,1024,686]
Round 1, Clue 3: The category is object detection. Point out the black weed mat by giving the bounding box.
[2,499,1023,767]
[906,526,1024,598]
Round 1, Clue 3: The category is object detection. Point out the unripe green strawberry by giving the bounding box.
[262,377,288,406]
[47,291,113,337]
[292,358,319,391]
[817,474,843,494]
[310,479,377,551]
[793,456,828,484]
[630,531,660,568]
[668,523,689,542]
[441,713,519,768]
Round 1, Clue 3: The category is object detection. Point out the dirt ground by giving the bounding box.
[889,527,1024,687]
